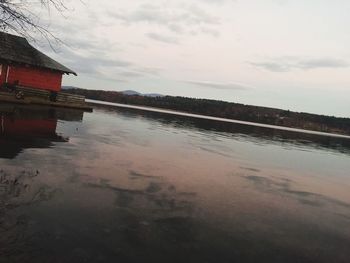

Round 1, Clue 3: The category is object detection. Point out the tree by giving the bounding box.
[0,0,67,43]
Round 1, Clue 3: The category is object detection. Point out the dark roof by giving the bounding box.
[0,31,76,75]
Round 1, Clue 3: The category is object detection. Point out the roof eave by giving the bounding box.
[65,71,78,76]
[0,59,77,76]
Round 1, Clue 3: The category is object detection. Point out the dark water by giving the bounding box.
[0,102,350,263]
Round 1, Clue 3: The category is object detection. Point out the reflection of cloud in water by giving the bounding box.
[68,167,200,259]
[129,170,161,179]
[243,175,350,209]
[240,167,261,173]
[197,146,232,158]
[83,170,196,219]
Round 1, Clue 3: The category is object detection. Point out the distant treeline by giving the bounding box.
[68,88,350,135]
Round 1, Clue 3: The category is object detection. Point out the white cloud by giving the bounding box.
[108,3,220,36]
[184,80,251,90]
[146,32,179,44]
[250,57,349,72]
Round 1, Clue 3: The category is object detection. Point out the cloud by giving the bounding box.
[146,32,179,44]
[299,58,349,69]
[50,52,126,76]
[184,80,251,90]
[108,3,220,37]
[250,62,289,72]
[35,1,223,85]
[250,57,349,72]
[58,49,131,75]
[200,27,220,37]
[137,67,161,76]
[194,0,236,4]
[44,44,161,83]
[117,71,144,78]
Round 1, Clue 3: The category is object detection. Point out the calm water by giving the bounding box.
[0,102,350,263]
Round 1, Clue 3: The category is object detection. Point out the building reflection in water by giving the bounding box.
[0,104,87,257]
[0,103,85,159]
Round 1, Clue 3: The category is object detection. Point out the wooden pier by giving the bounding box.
[0,86,93,111]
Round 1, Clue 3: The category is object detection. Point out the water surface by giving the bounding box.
[1,102,350,263]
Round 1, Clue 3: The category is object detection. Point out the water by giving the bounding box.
[0,102,350,263]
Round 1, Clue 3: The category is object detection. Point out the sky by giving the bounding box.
[37,0,350,117]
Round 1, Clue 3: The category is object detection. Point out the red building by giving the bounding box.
[0,31,76,92]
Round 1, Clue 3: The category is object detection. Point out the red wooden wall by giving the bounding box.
[0,64,7,84]
[5,65,63,92]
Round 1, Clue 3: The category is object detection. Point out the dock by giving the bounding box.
[0,86,93,111]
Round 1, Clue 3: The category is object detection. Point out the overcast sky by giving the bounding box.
[40,0,350,117]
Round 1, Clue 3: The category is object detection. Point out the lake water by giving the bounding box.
[1,102,350,263]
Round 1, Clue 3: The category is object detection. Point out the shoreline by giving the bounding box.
[87,99,350,139]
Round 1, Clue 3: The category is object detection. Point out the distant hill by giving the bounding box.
[62,87,163,98]
[144,93,164,98]
[122,90,141,96]
[62,86,79,90]
[121,90,164,97]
